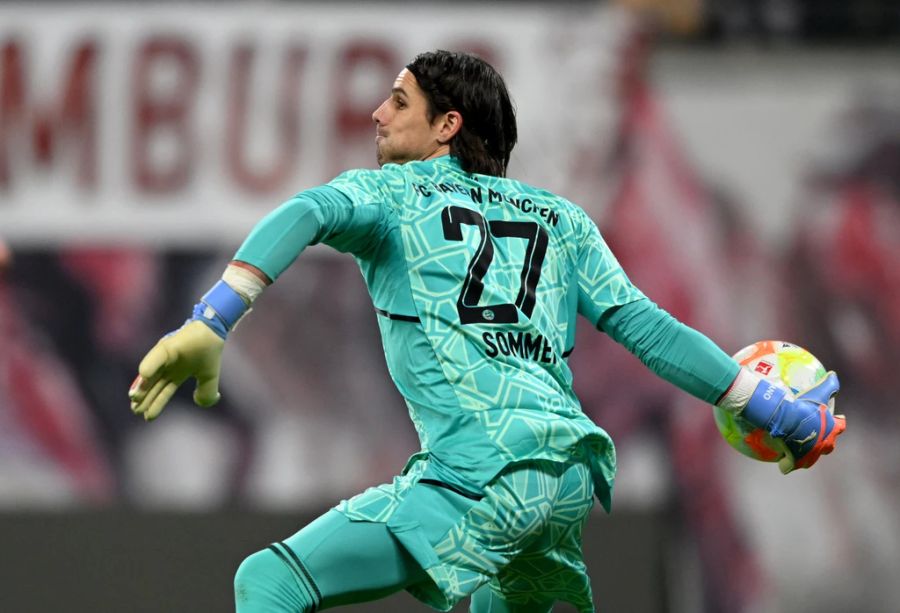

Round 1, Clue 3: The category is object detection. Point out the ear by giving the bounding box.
[435,110,463,144]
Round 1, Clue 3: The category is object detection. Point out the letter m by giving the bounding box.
[507,332,523,357]
[523,333,542,360]
[0,38,98,189]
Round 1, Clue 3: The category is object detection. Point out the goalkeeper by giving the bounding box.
[129,50,845,613]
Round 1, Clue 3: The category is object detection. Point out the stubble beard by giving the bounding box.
[375,138,389,167]
[375,139,410,167]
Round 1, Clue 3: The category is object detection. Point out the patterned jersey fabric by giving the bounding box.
[323,156,645,511]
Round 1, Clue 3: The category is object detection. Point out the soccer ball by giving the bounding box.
[713,340,829,462]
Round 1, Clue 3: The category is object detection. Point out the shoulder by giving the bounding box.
[501,175,594,233]
[506,174,587,211]
[327,167,387,202]
[327,162,429,202]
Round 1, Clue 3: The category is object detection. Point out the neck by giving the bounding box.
[421,144,451,161]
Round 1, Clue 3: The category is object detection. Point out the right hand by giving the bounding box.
[129,321,225,421]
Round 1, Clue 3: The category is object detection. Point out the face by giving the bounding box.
[371,69,458,166]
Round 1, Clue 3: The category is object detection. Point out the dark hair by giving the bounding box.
[406,50,517,177]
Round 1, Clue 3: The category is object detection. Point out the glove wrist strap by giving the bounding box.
[743,380,789,432]
[192,280,250,339]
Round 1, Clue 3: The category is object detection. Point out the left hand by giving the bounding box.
[744,372,846,474]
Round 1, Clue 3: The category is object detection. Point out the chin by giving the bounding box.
[375,145,391,167]
[376,151,408,167]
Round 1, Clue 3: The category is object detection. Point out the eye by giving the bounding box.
[395,97,406,109]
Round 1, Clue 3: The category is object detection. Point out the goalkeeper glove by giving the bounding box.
[742,371,846,474]
[129,279,249,421]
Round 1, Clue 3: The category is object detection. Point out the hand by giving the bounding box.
[744,372,846,474]
[129,321,225,421]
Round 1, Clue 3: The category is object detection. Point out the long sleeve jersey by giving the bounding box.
[234,155,738,511]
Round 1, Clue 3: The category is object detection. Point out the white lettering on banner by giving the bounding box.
[0,5,615,246]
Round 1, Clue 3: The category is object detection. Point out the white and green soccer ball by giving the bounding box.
[714,340,830,462]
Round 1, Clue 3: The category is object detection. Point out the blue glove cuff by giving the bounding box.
[190,281,249,339]
[743,380,789,432]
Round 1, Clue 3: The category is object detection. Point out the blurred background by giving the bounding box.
[1,1,898,611]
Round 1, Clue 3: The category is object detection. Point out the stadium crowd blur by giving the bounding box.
[1,1,898,612]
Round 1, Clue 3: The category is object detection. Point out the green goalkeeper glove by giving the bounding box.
[129,277,253,420]
[129,320,225,420]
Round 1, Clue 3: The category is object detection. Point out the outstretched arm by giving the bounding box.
[129,182,382,420]
[576,218,844,472]
[600,299,844,473]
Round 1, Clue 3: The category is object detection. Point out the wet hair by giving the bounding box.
[406,50,517,177]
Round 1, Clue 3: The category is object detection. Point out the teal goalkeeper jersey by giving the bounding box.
[237,156,649,510]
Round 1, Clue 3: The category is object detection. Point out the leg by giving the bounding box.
[234,509,428,612]
[234,544,316,612]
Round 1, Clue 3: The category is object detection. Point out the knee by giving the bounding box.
[233,549,265,600]
[234,550,274,610]
[234,547,317,613]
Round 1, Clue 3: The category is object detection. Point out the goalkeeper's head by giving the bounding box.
[372,50,517,177]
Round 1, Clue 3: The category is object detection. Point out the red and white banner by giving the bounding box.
[0,4,624,247]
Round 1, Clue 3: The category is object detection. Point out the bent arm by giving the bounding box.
[234,184,380,282]
[129,181,384,419]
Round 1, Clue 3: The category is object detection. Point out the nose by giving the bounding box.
[372,99,388,125]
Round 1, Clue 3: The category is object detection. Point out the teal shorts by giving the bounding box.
[336,457,596,612]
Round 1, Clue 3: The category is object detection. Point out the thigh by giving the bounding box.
[424,460,596,610]
[282,509,429,610]
[459,459,593,560]
[469,583,554,613]
[484,461,596,612]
